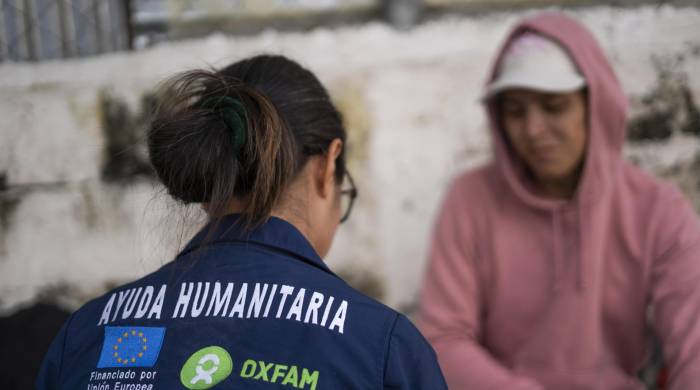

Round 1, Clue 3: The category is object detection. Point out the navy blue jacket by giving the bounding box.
[37,215,447,389]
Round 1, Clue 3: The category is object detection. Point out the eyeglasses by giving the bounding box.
[340,170,358,224]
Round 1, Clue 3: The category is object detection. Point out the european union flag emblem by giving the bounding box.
[97,326,166,368]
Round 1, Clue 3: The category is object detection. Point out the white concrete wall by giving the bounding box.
[1,4,699,314]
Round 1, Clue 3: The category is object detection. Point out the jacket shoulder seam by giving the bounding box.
[380,312,401,388]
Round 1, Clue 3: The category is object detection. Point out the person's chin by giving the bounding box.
[533,167,569,183]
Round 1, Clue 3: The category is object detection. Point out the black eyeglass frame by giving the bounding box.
[339,170,358,224]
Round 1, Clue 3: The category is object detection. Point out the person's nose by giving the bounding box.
[523,108,547,139]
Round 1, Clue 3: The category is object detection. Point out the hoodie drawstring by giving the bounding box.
[577,205,586,290]
[552,211,564,291]
[552,207,586,291]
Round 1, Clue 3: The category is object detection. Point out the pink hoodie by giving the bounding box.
[418,13,700,389]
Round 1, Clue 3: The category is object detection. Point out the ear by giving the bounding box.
[314,138,343,199]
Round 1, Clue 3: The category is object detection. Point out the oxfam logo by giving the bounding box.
[180,346,233,389]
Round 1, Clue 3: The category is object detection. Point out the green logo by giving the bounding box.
[180,346,233,389]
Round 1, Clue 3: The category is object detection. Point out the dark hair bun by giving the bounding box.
[148,55,346,229]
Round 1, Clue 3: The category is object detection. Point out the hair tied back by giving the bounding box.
[199,95,248,154]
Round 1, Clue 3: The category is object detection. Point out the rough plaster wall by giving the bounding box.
[1,5,699,314]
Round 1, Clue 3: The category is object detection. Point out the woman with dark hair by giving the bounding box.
[37,54,446,390]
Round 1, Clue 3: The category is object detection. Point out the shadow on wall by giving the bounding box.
[100,90,156,183]
[0,302,70,389]
[0,172,18,257]
[626,47,700,214]
[0,280,128,389]
[627,45,700,142]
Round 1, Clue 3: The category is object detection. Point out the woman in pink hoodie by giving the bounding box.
[418,12,700,390]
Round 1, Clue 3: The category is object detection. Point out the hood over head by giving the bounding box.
[484,12,629,210]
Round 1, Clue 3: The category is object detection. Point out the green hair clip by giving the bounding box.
[199,95,248,154]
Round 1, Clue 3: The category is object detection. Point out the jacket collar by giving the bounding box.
[177,214,335,276]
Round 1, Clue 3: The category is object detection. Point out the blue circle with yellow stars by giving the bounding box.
[112,329,149,365]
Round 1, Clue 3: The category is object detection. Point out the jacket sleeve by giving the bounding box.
[35,315,71,390]
[383,314,448,389]
[417,179,544,389]
[649,187,700,389]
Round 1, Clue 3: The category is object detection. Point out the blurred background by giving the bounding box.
[0,0,699,388]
